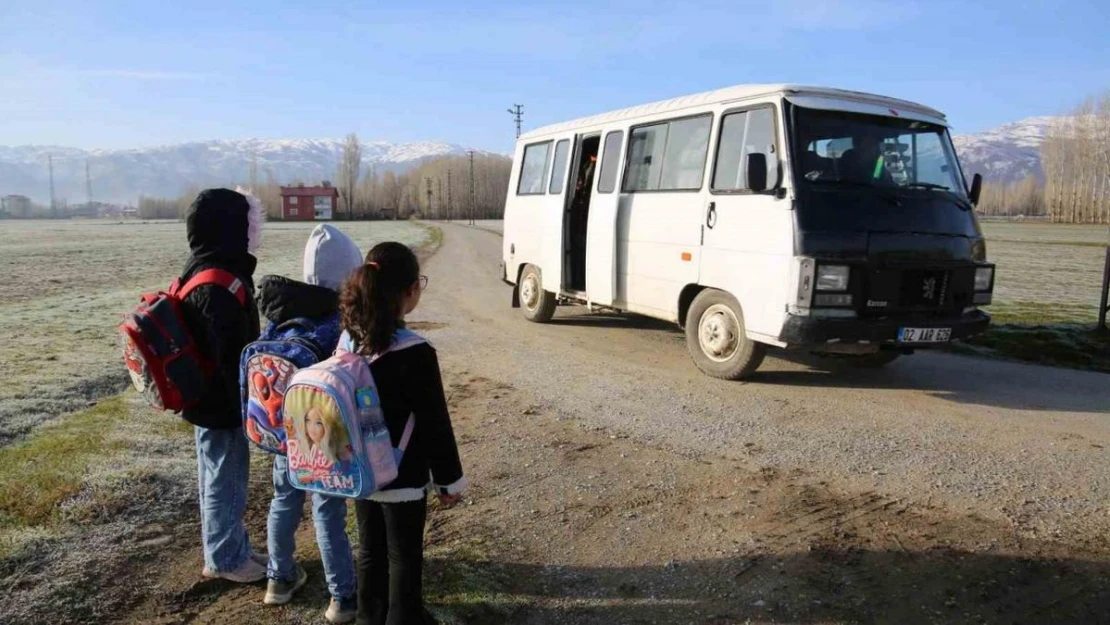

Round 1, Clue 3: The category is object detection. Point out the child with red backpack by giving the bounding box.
[242,224,364,623]
[337,242,467,625]
[121,187,265,582]
[179,188,267,582]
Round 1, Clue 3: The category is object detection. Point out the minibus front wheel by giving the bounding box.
[519,264,556,323]
[685,289,766,380]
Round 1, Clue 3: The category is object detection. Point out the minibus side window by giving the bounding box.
[659,116,712,190]
[624,115,712,192]
[549,140,570,195]
[625,123,668,191]
[597,131,624,194]
[517,141,552,196]
[712,108,779,192]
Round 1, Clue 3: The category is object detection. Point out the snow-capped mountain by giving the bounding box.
[952,116,1062,184]
[0,139,490,204]
[0,116,1065,204]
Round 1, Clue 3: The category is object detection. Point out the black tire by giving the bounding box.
[846,350,902,368]
[684,289,766,380]
[519,264,556,323]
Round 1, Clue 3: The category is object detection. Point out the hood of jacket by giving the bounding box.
[182,188,260,281]
[256,275,339,324]
[303,224,364,291]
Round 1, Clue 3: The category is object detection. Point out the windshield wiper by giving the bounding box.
[809,178,901,205]
[902,182,973,211]
[904,182,951,191]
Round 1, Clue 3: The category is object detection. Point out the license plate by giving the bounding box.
[898,327,951,343]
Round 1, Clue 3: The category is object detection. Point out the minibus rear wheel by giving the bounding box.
[685,289,766,380]
[520,264,556,323]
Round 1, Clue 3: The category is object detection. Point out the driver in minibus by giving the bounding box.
[839,129,891,184]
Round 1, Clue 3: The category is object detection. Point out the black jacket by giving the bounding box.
[256,275,339,325]
[368,342,466,500]
[179,189,261,429]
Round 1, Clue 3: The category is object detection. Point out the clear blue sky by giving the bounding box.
[2,0,1107,153]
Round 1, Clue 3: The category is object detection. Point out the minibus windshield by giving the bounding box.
[792,107,969,205]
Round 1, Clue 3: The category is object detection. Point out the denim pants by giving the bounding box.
[355,498,431,625]
[195,425,253,573]
[268,454,356,600]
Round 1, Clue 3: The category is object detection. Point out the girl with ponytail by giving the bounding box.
[339,242,466,625]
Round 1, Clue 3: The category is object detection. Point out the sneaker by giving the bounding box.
[202,551,267,578]
[211,556,268,584]
[264,564,308,606]
[325,596,357,624]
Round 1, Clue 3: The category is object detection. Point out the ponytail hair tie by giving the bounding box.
[366,261,380,270]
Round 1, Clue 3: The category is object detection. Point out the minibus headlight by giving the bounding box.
[974,267,994,292]
[816,265,850,292]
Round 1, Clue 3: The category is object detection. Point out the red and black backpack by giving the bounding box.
[120,269,247,413]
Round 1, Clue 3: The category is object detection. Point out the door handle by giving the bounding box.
[706,202,717,229]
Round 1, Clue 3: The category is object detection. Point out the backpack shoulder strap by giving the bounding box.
[176,268,248,307]
[383,329,426,452]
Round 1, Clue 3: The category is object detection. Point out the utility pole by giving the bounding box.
[425,177,433,219]
[507,104,524,138]
[467,150,475,225]
[85,159,93,206]
[48,155,56,218]
[437,177,443,220]
[447,170,453,222]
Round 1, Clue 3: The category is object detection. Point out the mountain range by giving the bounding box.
[0,116,1063,205]
[0,139,493,205]
[951,116,1060,185]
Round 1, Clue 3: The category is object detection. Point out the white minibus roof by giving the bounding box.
[520,84,948,141]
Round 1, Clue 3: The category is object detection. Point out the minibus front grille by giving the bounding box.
[862,266,974,316]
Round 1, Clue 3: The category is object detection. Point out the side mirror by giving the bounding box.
[747,153,768,193]
[968,173,983,206]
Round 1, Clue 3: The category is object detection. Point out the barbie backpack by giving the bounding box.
[282,329,426,499]
[239,316,340,455]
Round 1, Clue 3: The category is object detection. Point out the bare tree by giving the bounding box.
[337,132,362,220]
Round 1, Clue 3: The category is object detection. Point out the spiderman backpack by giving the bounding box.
[239,315,341,454]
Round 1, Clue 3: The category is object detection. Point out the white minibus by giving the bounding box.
[500,84,994,379]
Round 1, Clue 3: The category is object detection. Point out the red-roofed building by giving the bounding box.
[280,182,339,220]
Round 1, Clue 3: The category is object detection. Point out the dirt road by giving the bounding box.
[109,222,1110,625]
[426,223,1110,539]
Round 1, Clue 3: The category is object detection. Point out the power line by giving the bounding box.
[467,150,475,225]
[48,155,56,218]
[85,159,93,205]
[425,176,434,218]
[507,104,524,138]
[447,170,453,221]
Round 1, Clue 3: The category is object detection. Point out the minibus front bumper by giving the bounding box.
[779,310,991,347]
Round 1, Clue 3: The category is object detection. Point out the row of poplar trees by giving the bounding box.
[1041,92,1110,224]
[976,90,1110,223]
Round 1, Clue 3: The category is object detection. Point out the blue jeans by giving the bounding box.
[195,426,254,573]
[268,455,356,600]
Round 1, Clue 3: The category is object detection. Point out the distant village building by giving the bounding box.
[279,182,339,221]
[1,194,32,218]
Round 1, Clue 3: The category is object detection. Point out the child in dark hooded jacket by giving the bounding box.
[255,225,363,624]
[180,187,267,583]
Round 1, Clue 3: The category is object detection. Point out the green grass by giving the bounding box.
[415,222,444,261]
[986,301,1099,325]
[0,397,128,530]
[960,323,1110,373]
[424,538,520,624]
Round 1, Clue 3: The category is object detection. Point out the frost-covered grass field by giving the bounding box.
[981,222,1108,324]
[0,219,432,625]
